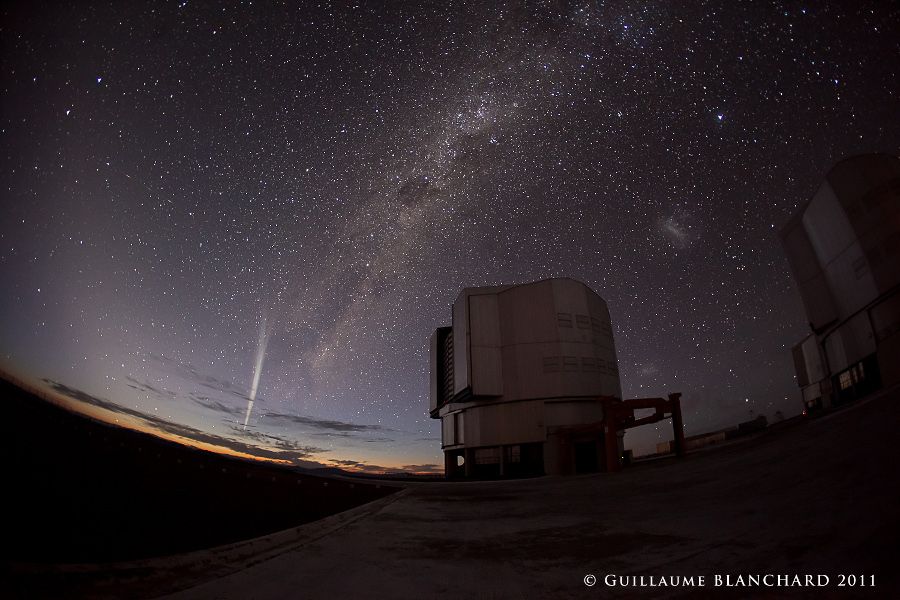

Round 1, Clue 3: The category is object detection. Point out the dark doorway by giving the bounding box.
[574,440,598,473]
[520,442,545,477]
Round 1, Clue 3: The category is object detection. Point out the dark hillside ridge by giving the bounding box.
[2,376,397,563]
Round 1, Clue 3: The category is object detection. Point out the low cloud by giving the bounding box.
[227,424,323,454]
[402,464,443,474]
[263,411,390,433]
[189,393,243,416]
[328,459,442,475]
[43,379,327,463]
[148,352,257,403]
[125,375,176,400]
[327,459,394,474]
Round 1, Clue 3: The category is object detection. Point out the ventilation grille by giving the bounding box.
[440,329,454,404]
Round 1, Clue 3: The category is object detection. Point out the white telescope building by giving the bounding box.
[429,278,626,478]
[781,153,900,413]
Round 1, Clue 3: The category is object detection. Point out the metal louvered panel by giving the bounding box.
[441,329,454,404]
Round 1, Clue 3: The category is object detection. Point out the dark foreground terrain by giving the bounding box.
[7,381,900,599]
[1,376,397,565]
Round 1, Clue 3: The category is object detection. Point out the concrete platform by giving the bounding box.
[155,387,899,599]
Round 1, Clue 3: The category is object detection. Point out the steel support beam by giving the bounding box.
[602,393,686,471]
[670,393,686,457]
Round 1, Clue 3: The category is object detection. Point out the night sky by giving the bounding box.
[2,1,898,472]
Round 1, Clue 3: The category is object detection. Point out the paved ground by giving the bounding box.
[155,387,899,599]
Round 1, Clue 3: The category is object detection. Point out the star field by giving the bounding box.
[1,1,899,470]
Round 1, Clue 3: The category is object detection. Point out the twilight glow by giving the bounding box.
[1,2,898,472]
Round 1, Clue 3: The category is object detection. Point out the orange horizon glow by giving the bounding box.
[45,386,294,465]
[7,372,436,474]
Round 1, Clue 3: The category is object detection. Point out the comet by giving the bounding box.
[243,313,270,430]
